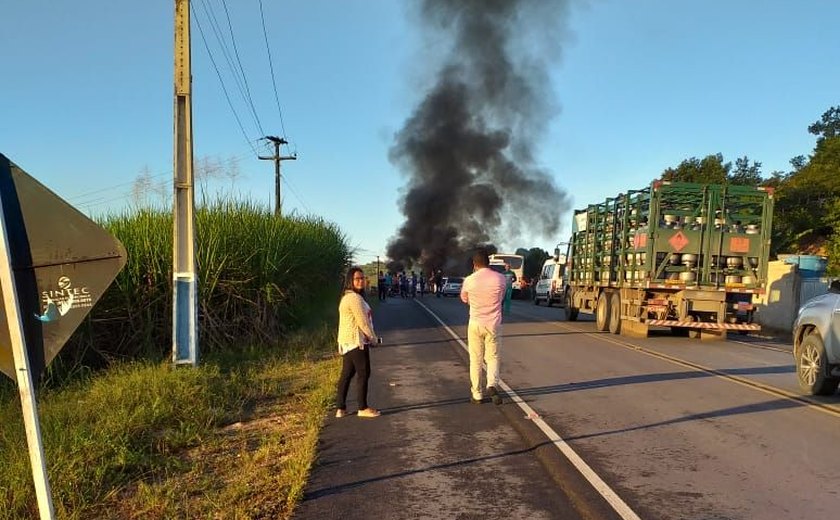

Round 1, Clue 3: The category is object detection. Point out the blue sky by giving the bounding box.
[1,1,837,265]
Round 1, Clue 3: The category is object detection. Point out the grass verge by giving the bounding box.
[0,325,341,519]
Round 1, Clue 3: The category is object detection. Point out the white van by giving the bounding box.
[533,256,566,306]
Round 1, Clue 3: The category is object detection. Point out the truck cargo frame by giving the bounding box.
[563,181,774,339]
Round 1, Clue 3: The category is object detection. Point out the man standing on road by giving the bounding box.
[460,249,507,405]
[434,269,444,298]
[502,262,517,316]
[377,271,387,301]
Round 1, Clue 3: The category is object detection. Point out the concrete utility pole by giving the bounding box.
[172,0,198,366]
[258,136,297,217]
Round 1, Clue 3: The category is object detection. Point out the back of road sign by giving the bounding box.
[0,154,127,381]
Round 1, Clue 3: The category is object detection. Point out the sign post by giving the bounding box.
[0,186,54,519]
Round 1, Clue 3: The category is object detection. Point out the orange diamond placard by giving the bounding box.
[730,236,750,253]
[668,231,689,252]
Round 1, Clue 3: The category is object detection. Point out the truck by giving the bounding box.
[562,181,774,339]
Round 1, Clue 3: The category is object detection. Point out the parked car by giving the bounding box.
[442,276,464,297]
[792,282,840,395]
[533,257,566,307]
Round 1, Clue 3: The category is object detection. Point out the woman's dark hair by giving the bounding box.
[343,266,366,297]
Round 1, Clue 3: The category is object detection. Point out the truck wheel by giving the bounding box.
[533,291,540,305]
[564,289,579,321]
[595,292,610,331]
[608,292,622,335]
[796,333,840,396]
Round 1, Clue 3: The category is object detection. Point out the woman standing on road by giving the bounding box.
[335,266,381,418]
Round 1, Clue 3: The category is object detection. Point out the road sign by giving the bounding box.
[0,154,126,381]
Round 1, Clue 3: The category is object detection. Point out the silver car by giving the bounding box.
[793,286,840,395]
[442,277,464,297]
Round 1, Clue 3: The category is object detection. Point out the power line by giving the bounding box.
[191,1,259,156]
[258,0,288,141]
[66,171,168,203]
[220,0,265,137]
[282,175,311,214]
[196,0,250,112]
[66,147,259,205]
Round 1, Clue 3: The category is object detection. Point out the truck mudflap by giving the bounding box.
[645,320,760,331]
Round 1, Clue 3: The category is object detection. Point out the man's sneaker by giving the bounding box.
[470,395,483,404]
[487,386,503,405]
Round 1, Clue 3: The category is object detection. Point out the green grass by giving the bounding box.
[0,198,356,517]
[0,325,341,519]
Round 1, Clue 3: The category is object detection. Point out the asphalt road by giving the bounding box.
[296,294,840,519]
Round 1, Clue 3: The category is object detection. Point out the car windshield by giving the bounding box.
[448,277,464,284]
[489,265,504,274]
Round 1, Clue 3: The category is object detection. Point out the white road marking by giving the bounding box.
[415,299,643,520]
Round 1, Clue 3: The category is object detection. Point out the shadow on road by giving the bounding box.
[303,440,552,500]
[512,365,795,399]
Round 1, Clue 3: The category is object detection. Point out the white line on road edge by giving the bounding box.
[415,300,642,520]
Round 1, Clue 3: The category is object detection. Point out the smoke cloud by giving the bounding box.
[386,0,572,274]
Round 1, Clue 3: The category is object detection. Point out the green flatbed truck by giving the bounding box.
[562,181,774,339]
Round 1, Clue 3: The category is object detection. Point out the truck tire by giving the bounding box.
[564,288,579,321]
[595,292,610,331]
[796,333,840,396]
[683,315,701,339]
[608,292,622,335]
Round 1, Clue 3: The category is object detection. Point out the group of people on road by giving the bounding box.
[376,270,431,301]
[335,251,515,418]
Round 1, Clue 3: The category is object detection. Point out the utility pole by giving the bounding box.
[172,0,198,366]
[258,136,297,217]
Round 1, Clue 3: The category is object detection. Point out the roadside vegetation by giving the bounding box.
[0,200,350,518]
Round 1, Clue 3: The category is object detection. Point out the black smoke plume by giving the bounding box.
[387,0,572,275]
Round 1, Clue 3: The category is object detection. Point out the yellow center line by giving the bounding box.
[518,309,840,420]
